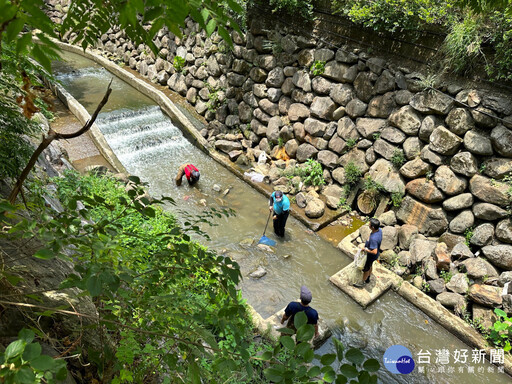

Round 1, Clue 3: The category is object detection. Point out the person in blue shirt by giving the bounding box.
[356,218,383,287]
[281,285,319,338]
[269,190,290,238]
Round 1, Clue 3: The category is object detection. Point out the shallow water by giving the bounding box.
[53,51,511,383]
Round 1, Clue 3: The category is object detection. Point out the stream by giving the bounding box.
[52,51,510,384]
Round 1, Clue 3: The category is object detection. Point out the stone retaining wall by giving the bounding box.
[46,0,512,355]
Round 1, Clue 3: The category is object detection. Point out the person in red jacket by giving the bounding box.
[175,164,200,186]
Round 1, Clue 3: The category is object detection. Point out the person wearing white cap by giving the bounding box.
[269,190,290,238]
[280,285,319,338]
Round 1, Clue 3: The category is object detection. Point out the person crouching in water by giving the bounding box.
[269,190,290,238]
[175,164,200,186]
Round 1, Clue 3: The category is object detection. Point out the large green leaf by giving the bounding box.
[307,365,321,378]
[264,367,284,382]
[18,329,35,344]
[363,358,380,372]
[15,366,36,383]
[30,355,55,371]
[22,343,41,362]
[334,338,344,360]
[5,339,25,360]
[321,353,337,365]
[294,311,307,329]
[280,336,295,350]
[86,275,102,297]
[345,348,365,365]
[33,248,54,260]
[296,324,314,342]
[340,364,358,379]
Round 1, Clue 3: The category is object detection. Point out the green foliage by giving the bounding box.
[262,312,380,383]
[338,195,351,211]
[173,56,186,73]
[503,172,512,217]
[0,329,68,383]
[464,226,474,247]
[439,270,453,283]
[331,0,512,81]
[344,161,363,188]
[390,149,406,168]
[332,0,456,32]
[362,175,385,193]
[278,137,285,148]
[309,60,326,76]
[1,172,255,383]
[205,82,226,112]
[267,0,314,20]
[441,13,483,74]
[487,308,512,352]
[391,191,404,208]
[300,159,325,187]
[345,138,357,150]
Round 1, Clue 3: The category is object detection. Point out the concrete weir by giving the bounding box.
[331,230,512,374]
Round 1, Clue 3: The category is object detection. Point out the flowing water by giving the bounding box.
[53,51,510,383]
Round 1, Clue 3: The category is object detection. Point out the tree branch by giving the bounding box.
[8,80,113,204]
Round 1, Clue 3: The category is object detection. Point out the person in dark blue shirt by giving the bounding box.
[269,190,290,238]
[281,286,319,338]
[358,218,382,286]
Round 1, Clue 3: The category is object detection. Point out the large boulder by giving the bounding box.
[445,108,474,135]
[496,219,512,244]
[442,193,473,211]
[310,96,337,120]
[462,258,498,279]
[491,125,512,158]
[434,165,467,195]
[367,159,405,194]
[463,130,493,156]
[449,210,474,234]
[470,223,494,247]
[338,149,369,174]
[396,196,448,236]
[317,150,339,169]
[434,242,451,271]
[367,93,396,118]
[446,273,469,294]
[468,284,502,307]
[451,242,474,260]
[436,292,466,313]
[215,139,242,154]
[469,175,509,207]
[305,198,325,218]
[330,84,355,106]
[296,143,318,162]
[398,224,418,250]
[482,158,512,179]
[450,152,478,177]
[373,139,398,160]
[388,105,422,135]
[405,179,444,203]
[429,127,463,155]
[337,117,359,141]
[323,61,351,83]
[355,118,386,139]
[399,158,431,179]
[288,103,310,122]
[482,244,512,270]
[472,202,509,221]
[409,238,437,264]
[410,90,454,115]
[381,226,398,250]
[304,118,327,137]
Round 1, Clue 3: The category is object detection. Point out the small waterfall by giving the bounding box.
[96,106,190,163]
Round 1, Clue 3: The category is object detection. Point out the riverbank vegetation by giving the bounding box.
[331,0,512,81]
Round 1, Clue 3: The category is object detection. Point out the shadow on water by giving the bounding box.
[52,51,511,384]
